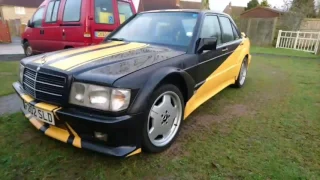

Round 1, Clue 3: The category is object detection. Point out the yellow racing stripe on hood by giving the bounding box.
[33,41,125,64]
[49,42,148,71]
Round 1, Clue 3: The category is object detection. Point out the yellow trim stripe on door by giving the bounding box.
[49,42,148,71]
[33,41,125,64]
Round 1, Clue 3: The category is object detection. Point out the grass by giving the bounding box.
[251,46,320,58]
[0,61,19,97]
[1,55,320,179]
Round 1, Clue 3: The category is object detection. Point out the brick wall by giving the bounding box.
[241,8,280,18]
[1,5,36,24]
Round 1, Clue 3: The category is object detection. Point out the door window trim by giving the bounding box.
[62,0,82,22]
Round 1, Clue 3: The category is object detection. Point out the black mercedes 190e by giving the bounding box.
[13,9,251,157]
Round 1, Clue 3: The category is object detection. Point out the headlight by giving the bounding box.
[19,64,25,83]
[69,82,131,112]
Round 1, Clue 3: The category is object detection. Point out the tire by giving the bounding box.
[23,42,33,57]
[233,58,248,88]
[142,84,185,153]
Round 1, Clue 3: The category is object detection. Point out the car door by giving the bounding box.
[42,0,64,52]
[217,15,243,82]
[28,7,46,53]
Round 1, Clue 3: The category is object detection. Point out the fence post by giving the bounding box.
[276,30,282,48]
[246,18,252,37]
[315,32,320,55]
[293,31,300,50]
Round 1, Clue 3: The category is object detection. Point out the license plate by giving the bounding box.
[22,101,55,125]
[95,31,110,38]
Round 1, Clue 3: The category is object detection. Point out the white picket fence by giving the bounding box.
[276,30,320,54]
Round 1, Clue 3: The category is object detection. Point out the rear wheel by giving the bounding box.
[234,58,248,88]
[142,84,184,153]
[23,42,33,57]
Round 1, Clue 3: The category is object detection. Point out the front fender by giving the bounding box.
[128,67,195,114]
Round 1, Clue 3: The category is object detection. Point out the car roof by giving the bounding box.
[141,9,229,16]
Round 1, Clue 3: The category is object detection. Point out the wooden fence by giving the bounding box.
[276,30,320,54]
[0,20,11,43]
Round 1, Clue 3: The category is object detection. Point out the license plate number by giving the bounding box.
[95,31,110,38]
[22,101,55,125]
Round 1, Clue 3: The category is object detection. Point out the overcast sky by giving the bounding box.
[132,0,285,12]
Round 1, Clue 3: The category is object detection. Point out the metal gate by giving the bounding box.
[276,30,320,54]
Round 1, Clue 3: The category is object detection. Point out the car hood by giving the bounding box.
[22,41,185,85]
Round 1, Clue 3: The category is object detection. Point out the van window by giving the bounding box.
[118,1,133,24]
[45,0,60,23]
[63,0,81,22]
[95,0,114,24]
[33,7,45,27]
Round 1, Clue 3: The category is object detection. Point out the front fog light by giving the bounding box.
[111,89,131,111]
[94,132,108,141]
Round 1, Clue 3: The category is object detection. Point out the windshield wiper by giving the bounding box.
[109,37,126,41]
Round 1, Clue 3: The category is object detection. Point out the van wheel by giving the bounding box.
[23,42,33,57]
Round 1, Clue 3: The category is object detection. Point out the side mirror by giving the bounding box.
[241,32,247,38]
[197,37,217,53]
[27,20,34,28]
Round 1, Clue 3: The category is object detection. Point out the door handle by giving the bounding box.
[40,29,44,35]
[222,48,228,52]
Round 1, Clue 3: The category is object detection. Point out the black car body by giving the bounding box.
[13,9,251,157]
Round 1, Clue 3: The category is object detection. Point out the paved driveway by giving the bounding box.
[0,37,24,55]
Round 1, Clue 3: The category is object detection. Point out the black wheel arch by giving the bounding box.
[128,67,195,114]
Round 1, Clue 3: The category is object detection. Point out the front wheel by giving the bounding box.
[142,84,184,153]
[23,42,33,57]
[234,58,248,88]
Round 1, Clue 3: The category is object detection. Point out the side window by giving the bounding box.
[32,7,45,27]
[118,1,133,24]
[95,0,114,24]
[200,15,222,45]
[45,0,60,23]
[63,0,81,22]
[232,24,240,39]
[219,16,235,43]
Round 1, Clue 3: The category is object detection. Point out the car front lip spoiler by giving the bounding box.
[12,82,142,158]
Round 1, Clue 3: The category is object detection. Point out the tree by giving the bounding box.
[281,0,319,30]
[201,0,210,10]
[245,0,259,11]
[260,0,270,7]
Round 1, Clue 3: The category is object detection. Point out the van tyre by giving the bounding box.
[23,42,33,57]
[234,58,248,88]
[142,84,184,153]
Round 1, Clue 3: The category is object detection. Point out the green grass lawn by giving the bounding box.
[251,46,320,58]
[1,56,320,179]
[0,61,19,97]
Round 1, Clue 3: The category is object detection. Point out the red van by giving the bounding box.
[22,0,136,56]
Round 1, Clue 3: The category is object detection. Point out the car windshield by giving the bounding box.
[107,12,199,49]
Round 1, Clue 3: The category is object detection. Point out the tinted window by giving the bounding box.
[95,0,114,24]
[109,12,198,49]
[63,0,81,22]
[219,16,235,43]
[200,16,222,45]
[45,0,60,22]
[232,24,240,39]
[33,7,45,27]
[118,1,133,24]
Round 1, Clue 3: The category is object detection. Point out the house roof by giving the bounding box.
[179,1,201,9]
[0,0,44,8]
[223,2,245,17]
[241,6,285,15]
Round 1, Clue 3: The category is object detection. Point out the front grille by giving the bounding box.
[22,68,66,104]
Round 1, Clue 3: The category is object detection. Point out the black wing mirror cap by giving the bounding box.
[197,37,218,53]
